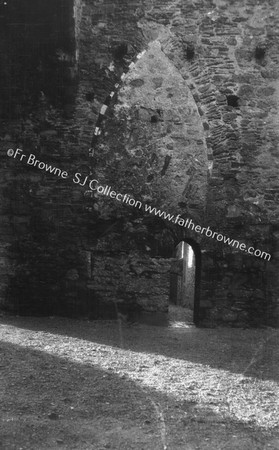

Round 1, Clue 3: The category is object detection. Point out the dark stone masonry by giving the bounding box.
[0,0,279,327]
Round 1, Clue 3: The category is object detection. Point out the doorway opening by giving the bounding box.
[169,240,201,326]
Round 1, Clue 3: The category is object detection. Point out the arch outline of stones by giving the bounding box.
[88,40,213,176]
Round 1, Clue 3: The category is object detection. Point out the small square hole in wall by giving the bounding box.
[112,42,128,60]
[147,174,154,182]
[85,91,95,102]
[186,44,195,61]
[255,46,266,61]
[150,109,163,123]
[226,95,239,108]
[151,115,159,123]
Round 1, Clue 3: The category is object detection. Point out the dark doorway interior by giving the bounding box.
[169,240,200,326]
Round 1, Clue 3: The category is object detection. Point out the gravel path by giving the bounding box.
[1,316,279,449]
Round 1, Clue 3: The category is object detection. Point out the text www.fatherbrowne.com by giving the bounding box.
[144,204,271,261]
[7,148,271,261]
[73,174,271,261]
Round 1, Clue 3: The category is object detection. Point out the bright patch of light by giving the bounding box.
[177,241,184,259]
[169,321,193,329]
[188,246,194,268]
[137,50,146,59]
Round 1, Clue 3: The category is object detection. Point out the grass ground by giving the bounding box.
[0,314,279,449]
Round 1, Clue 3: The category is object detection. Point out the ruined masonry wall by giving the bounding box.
[0,0,279,326]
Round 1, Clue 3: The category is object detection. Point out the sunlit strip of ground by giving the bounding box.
[1,322,279,430]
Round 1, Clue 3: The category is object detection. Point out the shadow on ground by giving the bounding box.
[1,339,278,450]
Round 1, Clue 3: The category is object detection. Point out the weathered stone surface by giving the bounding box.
[0,0,278,327]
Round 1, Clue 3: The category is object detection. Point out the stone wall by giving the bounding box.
[89,255,171,314]
[74,0,279,327]
[0,0,279,327]
[0,0,84,315]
